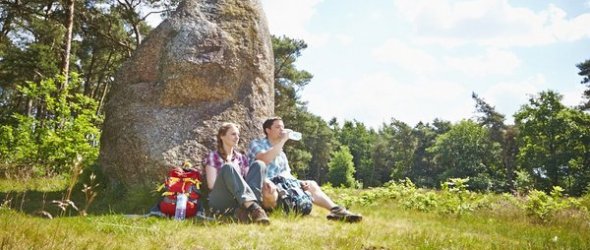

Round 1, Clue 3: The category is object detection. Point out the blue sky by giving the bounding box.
[259,0,590,128]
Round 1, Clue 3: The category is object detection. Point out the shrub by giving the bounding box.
[403,190,438,212]
[0,74,102,178]
[438,177,479,215]
[514,170,534,195]
[581,192,590,212]
[524,186,582,223]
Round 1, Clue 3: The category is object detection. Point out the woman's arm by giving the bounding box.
[205,164,217,190]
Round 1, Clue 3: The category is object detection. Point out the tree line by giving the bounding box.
[1,1,589,196]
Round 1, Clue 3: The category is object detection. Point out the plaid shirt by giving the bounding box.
[203,149,249,177]
[248,138,291,179]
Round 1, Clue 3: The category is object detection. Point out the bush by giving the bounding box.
[439,177,478,215]
[514,170,534,195]
[0,74,102,178]
[524,186,584,223]
[581,192,590,212]
[326,178,588,223]
[403,190,438,212]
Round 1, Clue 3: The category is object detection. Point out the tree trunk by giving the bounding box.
[60,0,75,92]
[97,81,110,115]
[0,12,12,44]
[132,21,142,48]
[84,49,97,96]
[91,50,113,100]
[26,98,34,117]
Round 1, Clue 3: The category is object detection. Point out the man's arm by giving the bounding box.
[254,136,289,164]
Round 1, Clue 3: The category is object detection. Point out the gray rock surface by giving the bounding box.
[99,0,274,187]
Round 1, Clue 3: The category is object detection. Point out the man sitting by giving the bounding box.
[249,117,362,222]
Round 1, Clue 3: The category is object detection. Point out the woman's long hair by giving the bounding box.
[216,122,240,162]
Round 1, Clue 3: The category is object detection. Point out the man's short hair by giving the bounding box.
[263,117,282,136]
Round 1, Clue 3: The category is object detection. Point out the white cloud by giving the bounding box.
[547,7,590,43]
[369,10,384,21]
[483,74,586,117]
[372,39,438,73]
[444,48,521,76]
[560,84,586,108]
[334,34,353,46]
[485,75,543,103]
[481,74,547,122]
[303,72,471,128]
[393,0,590,48]
[260,0,326,46]
[373,39,521,76]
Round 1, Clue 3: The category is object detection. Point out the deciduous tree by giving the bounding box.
[577,59,590,110]
[428,120,501,191]
[328,146,356,188]
[515,91,572,192]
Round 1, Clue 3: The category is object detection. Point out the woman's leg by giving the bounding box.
[208,163,257,214]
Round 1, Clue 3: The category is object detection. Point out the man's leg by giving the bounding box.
[244,160,266,202]
[303,180,362,223]
[302,180,337,210]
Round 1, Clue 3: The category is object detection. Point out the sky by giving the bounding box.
[258,0,590,128]
[147,0,590,129]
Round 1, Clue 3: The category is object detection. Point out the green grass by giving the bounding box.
[1,178,589,249]
[0,176,68,192]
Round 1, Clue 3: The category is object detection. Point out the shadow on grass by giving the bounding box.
[1,189,70,216]
[0,168,162,218]
[0,163,216,219]
[0,186,163,217]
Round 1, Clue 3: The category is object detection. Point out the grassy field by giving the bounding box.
[1,177,589,249]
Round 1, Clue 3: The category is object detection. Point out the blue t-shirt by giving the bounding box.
[248,138,291,179]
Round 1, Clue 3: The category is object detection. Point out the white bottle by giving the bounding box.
[286,129,302,141]
[174,193,187,220]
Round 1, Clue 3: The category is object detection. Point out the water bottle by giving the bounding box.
[174,193,187,220]
[286,129,302,141]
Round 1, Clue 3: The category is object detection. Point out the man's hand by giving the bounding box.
[263,179,276,193]
[262,179,278,209]
[279,129,290,144]
[300,180,311,191]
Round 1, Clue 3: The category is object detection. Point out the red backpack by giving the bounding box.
[157,167,202,217]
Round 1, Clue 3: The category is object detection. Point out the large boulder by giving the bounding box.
[99,0,274,188]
